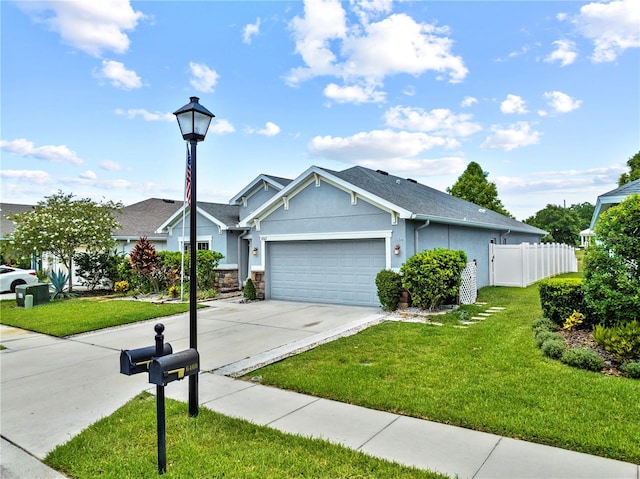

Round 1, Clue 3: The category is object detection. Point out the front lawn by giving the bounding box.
[0,298,190,337]
[45,392,446,479]
[246,284,640,464]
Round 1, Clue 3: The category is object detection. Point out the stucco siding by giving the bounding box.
[240,183,281,221]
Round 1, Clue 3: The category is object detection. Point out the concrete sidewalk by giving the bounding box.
[160,371,638,479]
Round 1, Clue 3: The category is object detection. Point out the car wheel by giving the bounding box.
[10,280,26,293]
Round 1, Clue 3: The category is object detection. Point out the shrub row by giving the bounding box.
[533,320,605,372]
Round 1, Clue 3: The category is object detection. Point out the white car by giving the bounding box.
[0,266,40,293]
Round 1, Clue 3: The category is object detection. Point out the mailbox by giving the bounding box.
[149,348,199,386]
[120,343,173,376]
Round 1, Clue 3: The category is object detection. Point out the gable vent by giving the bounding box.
[162,199,176,203]
[407,178,417,183]
[376,169,389,176]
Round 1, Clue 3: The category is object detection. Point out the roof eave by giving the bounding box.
[410,214,547,236]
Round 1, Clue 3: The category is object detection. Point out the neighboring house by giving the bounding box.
[238,165,546,307]
[1,203,35,241]
[589,178,640,230]
[112,198,183,255]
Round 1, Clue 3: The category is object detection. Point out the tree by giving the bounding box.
[569,202,595,231]
[583,194,640,326]
[618,150,640,186]
[447,161,512,217]
[10,191,122,291]
[524,204,582,245]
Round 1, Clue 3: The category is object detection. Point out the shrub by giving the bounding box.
[168,285,179,298]
[74,249,122,290]
[49,269,74,299]
[243,278,257,300]
[538,278,591,327]
[621,361,640,379]
[541,339,566,359]
[561,348,605,372]
[195,249,224,290]
[593,321,640,362]
[400,248,467,310]
[583,194,640,327]
[114,280,129,294]
[563,311,585,331]
[535,330,563,347]
[532,317,558,333]
[375,270,403,311]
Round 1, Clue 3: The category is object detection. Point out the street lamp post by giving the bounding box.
[173,96,214,417]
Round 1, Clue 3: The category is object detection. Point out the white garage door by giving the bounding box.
[268,239,385,307]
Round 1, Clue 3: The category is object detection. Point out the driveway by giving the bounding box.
[0,298,383,459]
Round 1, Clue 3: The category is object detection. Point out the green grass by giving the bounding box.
[247,283,640,464]
[45,392,446,479]
[0,298,190,337]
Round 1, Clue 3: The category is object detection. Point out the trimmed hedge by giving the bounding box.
[538,278,591,327]
[375,270,403,312]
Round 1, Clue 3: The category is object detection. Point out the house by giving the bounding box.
[236,165,546,307]
[1,203,35,240]
[112,198,183,255]
[589,178,640,230]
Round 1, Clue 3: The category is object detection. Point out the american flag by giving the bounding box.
[185,143,191,206]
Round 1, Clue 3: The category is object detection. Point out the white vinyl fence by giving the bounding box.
[489,243,578,287]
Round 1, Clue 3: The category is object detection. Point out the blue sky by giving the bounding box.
[1,0,638,221]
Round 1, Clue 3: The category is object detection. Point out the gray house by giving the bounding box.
[589,178,640,230]
[238,165,545,307]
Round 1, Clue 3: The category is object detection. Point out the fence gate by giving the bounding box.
[459,261,477,304]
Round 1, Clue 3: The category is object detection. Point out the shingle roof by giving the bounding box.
[198,202,240,228]
[599,178,640,197]
[112,198,182,239]
[0,203,35,238]
[323,166,545,235]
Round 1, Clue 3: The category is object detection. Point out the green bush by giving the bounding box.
[195,249,224,290]
[375,270,403,311]
[400,248,467,310]
[243,278,257,300]
[620,361,640,379]
[535,330,563,347]
[538,278,591,327]
[593,321,640,362]
[583,194,640,327]
[74,249,122,290]
[541,338,566,359]
[561,348,605,372]
[532,317,557,333]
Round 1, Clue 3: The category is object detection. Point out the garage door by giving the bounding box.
[268,239,385,307]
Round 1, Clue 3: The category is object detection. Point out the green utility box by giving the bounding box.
[16,283,50,307]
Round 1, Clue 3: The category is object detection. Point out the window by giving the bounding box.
[183,241,210,253]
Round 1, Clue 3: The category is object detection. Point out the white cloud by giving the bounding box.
[384,106,482,137]
[80,170,97,180]
[189,62,219,93]
[209,119,235,135]
[500,94,528,114]
[17,0,145,57]
[545,39,578,66]
[0,169,51,184]
[95,60,142,89]
[309,129,451,162]
[324,83,386,103]
[114,108,173,121]
[0,138,84,165]
[544,91,582,113]
[243,17,261,44]
[572,0,640,62]
[481,122,541,151]
[100,160,122,171]
[286,1,468,99]
[461,96,478,108]
[258,122,281,137]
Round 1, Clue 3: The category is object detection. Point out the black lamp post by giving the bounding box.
[173,96,214,417]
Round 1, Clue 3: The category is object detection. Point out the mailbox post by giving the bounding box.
[155,324,167,475]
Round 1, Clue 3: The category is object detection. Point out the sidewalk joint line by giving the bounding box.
[355,414,401,451]
[266,396,321,426]
[472,436,503,479]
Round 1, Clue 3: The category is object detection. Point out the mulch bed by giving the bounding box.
[559,328,625,377]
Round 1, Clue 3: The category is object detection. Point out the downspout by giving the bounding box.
[503,229,511,244]
[414,220,430,254]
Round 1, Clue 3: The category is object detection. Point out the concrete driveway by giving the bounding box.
[0,298,383,460]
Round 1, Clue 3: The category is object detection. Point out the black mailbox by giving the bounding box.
[149,348,199,386]
[120,343,173,376]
